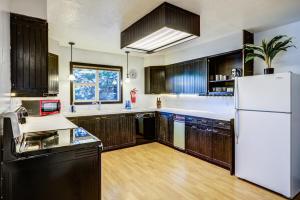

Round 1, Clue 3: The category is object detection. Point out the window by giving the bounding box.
[71,62,122,104]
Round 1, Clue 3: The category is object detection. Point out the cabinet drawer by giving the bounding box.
[213,120,231,130]
[198,118,213,126]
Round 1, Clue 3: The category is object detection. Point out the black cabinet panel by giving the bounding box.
[165,65,175,93]
[158,113,174,146]
[48,53,59,95]
[3,147,101,200]
[163,58,207,94]
[145,66,166,94]
[69,114,136,151]
[11,13,48,97]
[185,116,233,171]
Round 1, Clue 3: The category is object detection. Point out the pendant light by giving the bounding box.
[125,51,131,83]
[68,42,75,81]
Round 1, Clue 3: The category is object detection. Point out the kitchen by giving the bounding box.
[1,0,300,200]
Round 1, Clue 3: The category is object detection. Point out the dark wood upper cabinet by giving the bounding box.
[11,13,49,97]
[165,64,175,93]
[243,30,254,76]
[164,58,208,95]
[173,63,184,94]
[47,53,59,95]
[145,66,166,94]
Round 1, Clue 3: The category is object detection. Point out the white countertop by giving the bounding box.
[62,108,157,118]
[63,107,234,121]
[20,114,78,133]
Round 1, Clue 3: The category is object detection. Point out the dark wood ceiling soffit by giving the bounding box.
[121,2,200,53]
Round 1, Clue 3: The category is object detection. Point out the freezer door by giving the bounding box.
[235,110,291,197]
[235,73,291,113]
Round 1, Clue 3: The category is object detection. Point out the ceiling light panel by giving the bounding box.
[121,2,200,54]
[127,27,192,52]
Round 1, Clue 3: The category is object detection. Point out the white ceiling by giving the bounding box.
[47,0,300,56]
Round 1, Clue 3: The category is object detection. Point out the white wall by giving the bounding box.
[0,0,11,114]
[164,32,243,65]
[254,21,300,75]
[10,0,47,19]
[49,39,157,112]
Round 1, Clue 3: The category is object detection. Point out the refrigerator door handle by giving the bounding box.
[234,77,239,109]
[235,110,239,144]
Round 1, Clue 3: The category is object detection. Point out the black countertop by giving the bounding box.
[14,128,102,158]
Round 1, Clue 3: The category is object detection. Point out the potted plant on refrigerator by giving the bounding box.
[244,35,296,74]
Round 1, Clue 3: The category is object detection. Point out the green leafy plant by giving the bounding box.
[244,35,296,68]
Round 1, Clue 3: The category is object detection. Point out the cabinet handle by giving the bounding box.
[235,111,239,144]
[95,117,101,120]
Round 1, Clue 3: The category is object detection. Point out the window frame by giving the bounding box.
[70,62,123,105]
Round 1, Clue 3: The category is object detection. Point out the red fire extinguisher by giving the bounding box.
[130,88,138,103]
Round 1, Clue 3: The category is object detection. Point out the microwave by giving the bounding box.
[22,100,61,116]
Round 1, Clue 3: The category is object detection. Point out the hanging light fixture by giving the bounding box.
[121,2,200,54]
[68,42,76,81]
[125,51,131,83]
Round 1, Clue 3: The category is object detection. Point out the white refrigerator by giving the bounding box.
[235,72,300,198]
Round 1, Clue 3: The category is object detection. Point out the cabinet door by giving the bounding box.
[212,128,232,168]
[48,53,59,95]
[77,117,96,135]
[11,14,48,97]
[158,114,168,142]
[119,114,136,146]
[173,64,184,94]
[183,62,194,94]
[101,115,120,150]
[150,67,166,94]
[165,65,174,93]
[185,125,199,154]
[158,113,173,146]
[194,58,208,95]
[197,125,212,159]
[95,117,105,145]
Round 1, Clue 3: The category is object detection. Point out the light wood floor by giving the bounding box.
[102,142,291,200]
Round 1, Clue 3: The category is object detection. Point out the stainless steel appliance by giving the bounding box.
[136,113,156,143]
[173,115,185,150]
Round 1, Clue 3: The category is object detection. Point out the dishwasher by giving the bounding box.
[173,115,185,150]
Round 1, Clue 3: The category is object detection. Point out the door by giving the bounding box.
[101,116,120,150]
[165,65,174,93]
[173,120,185,150]
[11,14,48,97]
[235,110,291,197]
[197,124,212,159]
[119,114,136,145]
[212,128,231,168]
[150,67,166,94]
[48,53,59,94]
[236,73,291,112]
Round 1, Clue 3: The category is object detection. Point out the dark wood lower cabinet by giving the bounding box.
[158,113,174,146]
[212,128,232,168]
[68,113,233,172]
[185,117,233,171]
[3,147,101,200]
[68,114,136,151]
[186,122,212,161]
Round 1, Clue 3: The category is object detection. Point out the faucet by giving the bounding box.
[93,101,101,111]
